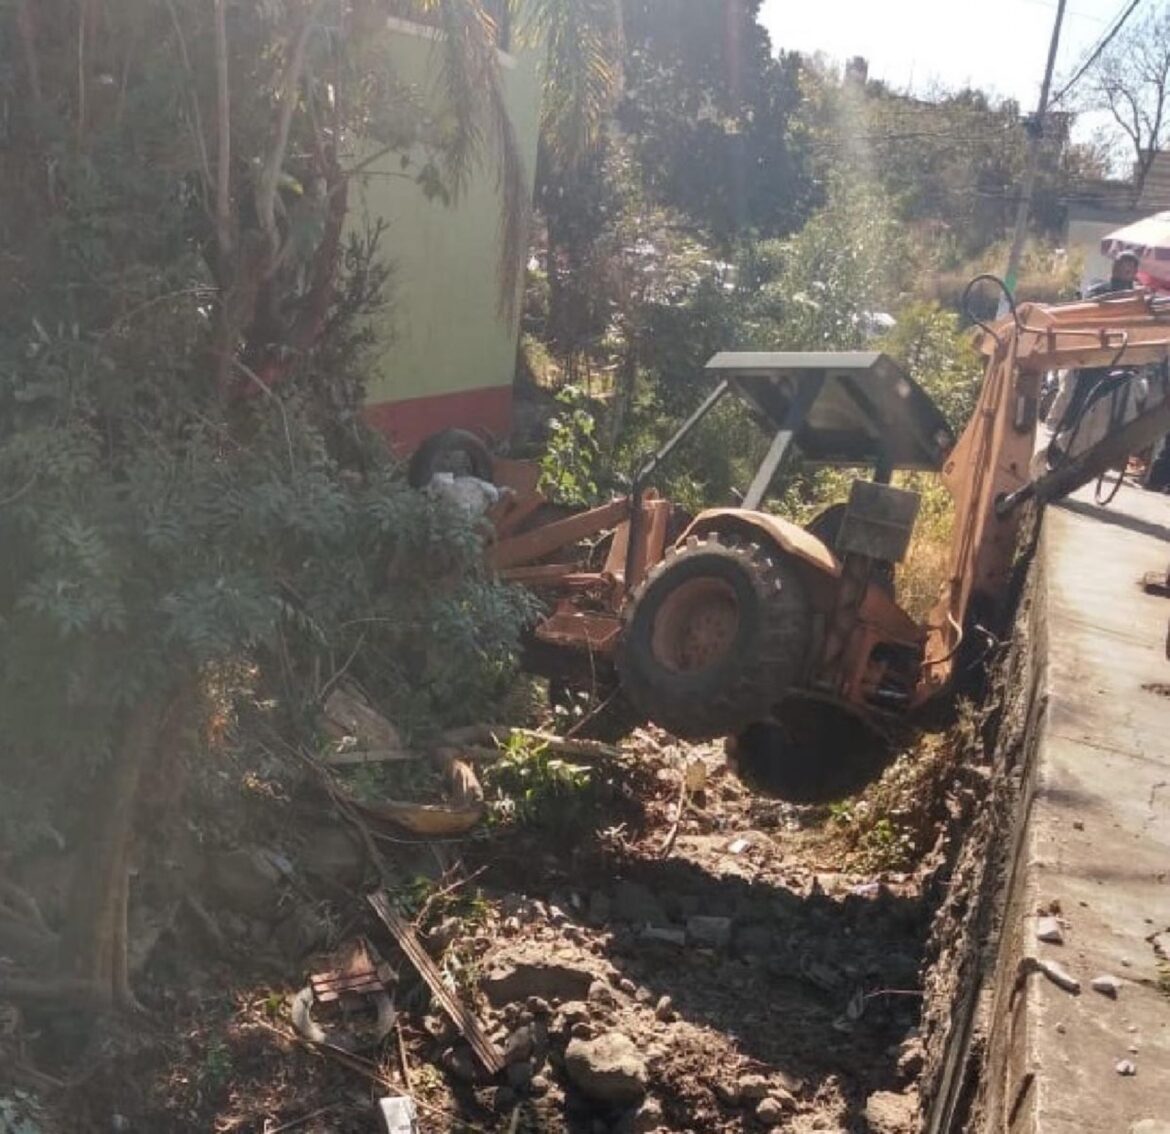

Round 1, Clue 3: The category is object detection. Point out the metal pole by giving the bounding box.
[998,0,1068,316]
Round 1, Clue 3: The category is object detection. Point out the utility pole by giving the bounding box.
[999,0,1068,315]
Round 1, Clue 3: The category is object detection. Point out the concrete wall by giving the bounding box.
[922,487,1170,1132]
[352,16,542,453]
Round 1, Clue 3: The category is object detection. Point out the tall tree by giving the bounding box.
[0,0,616,1009]
[796,60,1104,262]
[619,0,815,241]
[532,0,817,387]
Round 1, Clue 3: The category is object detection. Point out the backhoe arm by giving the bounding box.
[919,292,1170,697]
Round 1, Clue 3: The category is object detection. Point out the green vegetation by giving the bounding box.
[0,0,1115,1018]
[539,385,603,506]
[827,730,959,872]
[522,0,1103,605]
[484,732,598,835]
[0,0,612,1008]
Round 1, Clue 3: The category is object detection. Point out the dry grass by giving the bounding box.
[895,472,955,623]
[827,723,964,872]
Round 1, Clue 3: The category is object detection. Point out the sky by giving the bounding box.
[758,0,1126,111]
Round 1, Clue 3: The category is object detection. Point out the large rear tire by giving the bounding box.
[615,533,812,741]
[407,428,493,488]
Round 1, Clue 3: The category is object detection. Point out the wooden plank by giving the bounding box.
[367,890,504,1076]
[324,747,424,766]
[438,725,621,760]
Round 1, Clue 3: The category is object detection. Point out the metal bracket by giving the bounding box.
[741,371,825,510]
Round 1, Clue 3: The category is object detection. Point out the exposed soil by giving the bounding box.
[5,714,984,1134]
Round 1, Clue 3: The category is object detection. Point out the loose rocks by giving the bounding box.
[1090,973,1121,998]
[755,1096,790,1127]
[864,1089,918,1133]
[481,961,594,1007]
[564,1034,648,1106]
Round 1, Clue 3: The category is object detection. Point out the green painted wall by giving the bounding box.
[352,19,541,407]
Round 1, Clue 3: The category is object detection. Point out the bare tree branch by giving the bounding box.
[165,0,214,209]
[213,0,233,265]
[77,0,90,146]
[1085,4,1170,191]
[256,2,325,262]
[15,0,43,113]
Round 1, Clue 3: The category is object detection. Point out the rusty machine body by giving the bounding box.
[476,288,1170,743]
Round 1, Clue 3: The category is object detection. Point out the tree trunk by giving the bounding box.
[606,339,638,457]
[61,696,163,1011]
[16,0,43,112]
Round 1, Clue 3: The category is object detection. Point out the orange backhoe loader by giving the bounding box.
[424,283,1170,748]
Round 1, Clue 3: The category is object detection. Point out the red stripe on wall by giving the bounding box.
[363,384,514,455]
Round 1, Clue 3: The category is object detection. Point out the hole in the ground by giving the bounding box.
[726,702,897,804]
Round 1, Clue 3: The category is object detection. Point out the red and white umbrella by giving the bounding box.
[1101,211,1170,290]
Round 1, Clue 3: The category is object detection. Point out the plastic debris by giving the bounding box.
[378,1096,419,1134]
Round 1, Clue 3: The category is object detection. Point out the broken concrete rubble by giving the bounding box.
[481,960,595,1007]
[564,1033,648,1106]
[755,1096,789,1126]
[864,1089,918,1133]
[322,686,403,752]
[895,1034,925,1082]
[552,1001,592,1032]
[503,1025,534,1066]
[613,1096,664,1134]
[506,1060,535,1091]
[1090,972,1121,997]
[735,1073,770,1101]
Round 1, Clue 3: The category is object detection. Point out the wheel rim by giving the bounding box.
[433,449,477,478]
[650,577,740,674]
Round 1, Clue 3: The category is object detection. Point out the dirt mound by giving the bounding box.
[6,724,973,1133]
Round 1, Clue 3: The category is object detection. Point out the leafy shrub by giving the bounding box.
[539,385,602,506]
[484,733,596,835]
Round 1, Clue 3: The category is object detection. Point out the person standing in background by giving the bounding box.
[1087,250,1140,297]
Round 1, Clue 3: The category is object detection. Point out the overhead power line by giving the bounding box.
[1049,0,1145,107]
[999,0,1068,314]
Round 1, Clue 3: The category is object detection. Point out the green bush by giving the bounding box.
[539,385,602,506]
[485,733,597,835]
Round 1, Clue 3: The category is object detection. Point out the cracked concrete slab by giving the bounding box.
[978,484,1170,1132]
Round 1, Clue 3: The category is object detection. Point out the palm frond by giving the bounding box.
[407,0,529,319]
[520,0,623,170]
